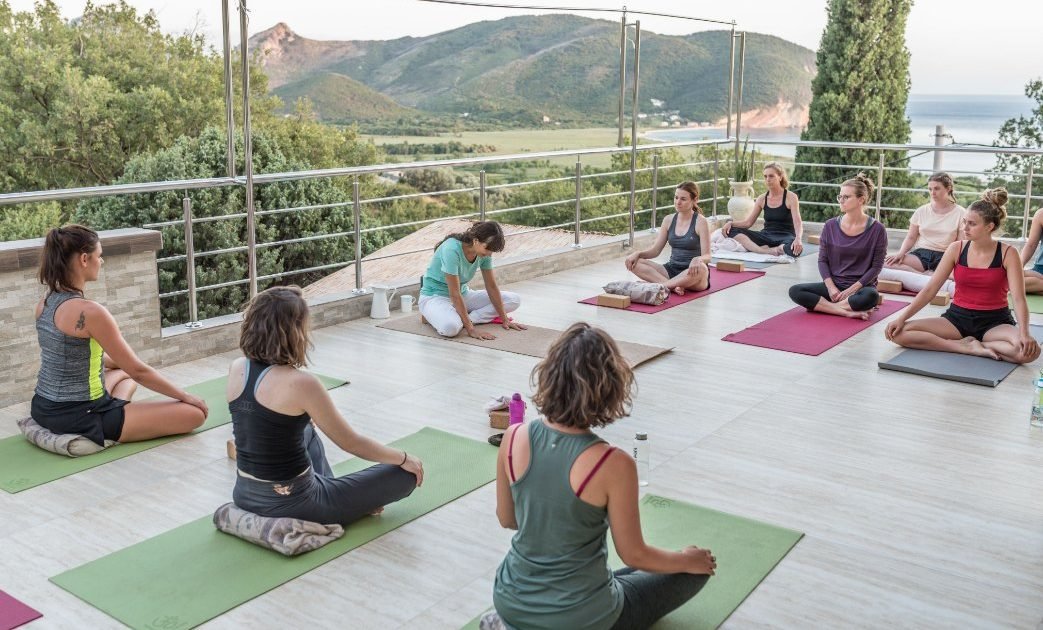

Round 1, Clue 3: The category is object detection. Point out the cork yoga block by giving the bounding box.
[715,260,745,273]
[930,292,950,306]
[807,234,820,245]
[596,293,631,309]
[877,279,904,294]
[226,439,237,460]
[489,410,510,430]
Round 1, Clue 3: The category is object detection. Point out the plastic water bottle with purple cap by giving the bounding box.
[509,393,525,426]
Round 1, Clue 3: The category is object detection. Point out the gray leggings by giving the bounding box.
[232,424,417,526]
[609,567,709,629]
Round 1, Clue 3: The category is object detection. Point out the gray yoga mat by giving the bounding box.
[878,324,1043,387]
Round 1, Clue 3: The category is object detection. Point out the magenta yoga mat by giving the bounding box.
[579,268,765,313]
[722,300,908,356]
[0,590,42,630]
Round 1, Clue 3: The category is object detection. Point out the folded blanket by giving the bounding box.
[603,281,669,305]
[212,502,344,556]
[710,229,793,263]
[17,416,115,457]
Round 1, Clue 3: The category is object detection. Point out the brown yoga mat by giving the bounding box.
[377,316,672,367]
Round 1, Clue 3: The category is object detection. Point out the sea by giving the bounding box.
[644,94,1034,177]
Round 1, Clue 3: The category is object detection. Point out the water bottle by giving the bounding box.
[509,393,525,426]
[1032,374,1043,428]
[632,432,649,486]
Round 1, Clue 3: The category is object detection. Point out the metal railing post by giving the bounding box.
[875,152,885,223]
[183,195,202,328]
[712,144,720,217]
[650,153,660,230]
[1023,163,1035,239]
[734,31,746,159]
[932,124,946,173]
[627,20,641,248]
[574,159,582,247]
[479,169,487,221]
[617,12,627,148]
[239,0,257,299]
[221,0,235,178]
[353,177,363,292]
[726,26,736,139]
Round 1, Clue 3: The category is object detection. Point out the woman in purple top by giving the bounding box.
[788,173,888,320]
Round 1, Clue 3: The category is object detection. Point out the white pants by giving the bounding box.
[419,290,521,337]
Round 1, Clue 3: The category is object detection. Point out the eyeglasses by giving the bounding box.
[836,194,856,202]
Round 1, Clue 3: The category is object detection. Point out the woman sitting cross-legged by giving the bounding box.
[884,172,965,274]
[885,189,1041,363]
[1018,207,1043,294]
[419,221,525,340]
[624,181,712,296]
[228,286,422,525]
[788,173,887,319]
[721,161,804,257]
[32,225,207,446]
[491,323,715,630]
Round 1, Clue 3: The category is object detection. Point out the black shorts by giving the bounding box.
[940,304,1016,341]
[30,393,128,446]
[727,227,797,256]
[663,261,711,290]
[910,248,945,271]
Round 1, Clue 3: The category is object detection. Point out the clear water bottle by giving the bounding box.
[632,432,649,486]
[1032,376,1043,428]
[509,393,525,426]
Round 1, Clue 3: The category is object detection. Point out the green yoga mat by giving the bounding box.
[1011,293,1043,314]
[463,495,803,630]
[0,372,346,493]
[52,427,496,629]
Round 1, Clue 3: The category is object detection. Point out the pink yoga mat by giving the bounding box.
[0,590,42,630]
[580,268,765,313]
[722,300,908,356]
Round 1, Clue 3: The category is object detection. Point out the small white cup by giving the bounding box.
[400,294,415,313]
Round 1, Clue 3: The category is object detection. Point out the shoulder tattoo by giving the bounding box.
[75,311,86,331]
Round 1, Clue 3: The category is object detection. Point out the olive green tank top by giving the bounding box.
[493,420,624,629]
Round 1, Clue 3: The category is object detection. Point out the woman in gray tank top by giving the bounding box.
[32,225,208,446]
[487,324,715,629]
[624,181,712,296]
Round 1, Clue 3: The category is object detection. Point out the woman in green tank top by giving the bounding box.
[487,323,716,630]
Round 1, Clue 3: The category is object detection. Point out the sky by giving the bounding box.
[8,0,1043,95]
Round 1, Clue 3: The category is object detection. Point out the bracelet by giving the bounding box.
[400,451,408,466]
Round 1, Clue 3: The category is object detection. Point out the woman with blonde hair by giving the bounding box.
[625,181,712,296]
[489,323,715,629]
[722,162,804,257]
[787,173,887,319]
[886,189,1040,363]
[32,225,207,446]
[227,286,422,524]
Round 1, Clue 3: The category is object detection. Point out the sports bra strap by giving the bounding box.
[575,446,617,497]
[507,423,521,483]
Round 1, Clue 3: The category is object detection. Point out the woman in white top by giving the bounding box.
[884,172,964,273]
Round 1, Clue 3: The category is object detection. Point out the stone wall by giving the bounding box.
[1,229,163,408]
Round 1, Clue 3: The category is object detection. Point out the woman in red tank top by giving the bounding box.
[885,189,1040,363]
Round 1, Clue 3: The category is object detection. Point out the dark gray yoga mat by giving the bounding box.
[878,325,1043,387]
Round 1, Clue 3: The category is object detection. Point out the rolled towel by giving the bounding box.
[17,416,115,457]
[213,502,344,556]
[878,267,955,296]
[603,280,669,305]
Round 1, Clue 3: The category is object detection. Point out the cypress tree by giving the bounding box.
[792,0,917,224]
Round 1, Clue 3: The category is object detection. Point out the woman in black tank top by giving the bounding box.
[624,181,712,296]
[723,162,804,257]
[226,286,422,525]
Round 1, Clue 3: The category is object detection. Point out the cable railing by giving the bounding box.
[2,137,1042,328]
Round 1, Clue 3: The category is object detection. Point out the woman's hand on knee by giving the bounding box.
[885,318,905,341]
[401,453,424,487]
[681,546,716,576]
[182,394,209,418]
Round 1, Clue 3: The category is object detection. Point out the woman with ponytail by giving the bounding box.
[788,173,887,319]
[886,189,1040,363]
[419,221,525,339]
[32,225,207,447]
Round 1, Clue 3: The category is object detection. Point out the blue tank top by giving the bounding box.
[1034,244,1043,274]
[762,189,795,236]
[667,212,701,267]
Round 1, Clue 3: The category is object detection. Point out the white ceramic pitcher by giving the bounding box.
[370,284,397,319]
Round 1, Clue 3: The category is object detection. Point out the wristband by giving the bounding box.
[400,451,408,466]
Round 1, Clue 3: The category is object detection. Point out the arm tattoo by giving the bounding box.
[75,311,86,331]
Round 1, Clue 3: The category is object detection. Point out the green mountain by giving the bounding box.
[249,16,816,125]
[273,71,418,122]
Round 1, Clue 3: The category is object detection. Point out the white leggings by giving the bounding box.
[419,290,521,337]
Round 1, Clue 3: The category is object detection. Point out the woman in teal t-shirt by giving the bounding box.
[419,221,525,339]
[487,323,716,630]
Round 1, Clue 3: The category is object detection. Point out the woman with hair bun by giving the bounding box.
[1017,207,1043,294]
[32,225,207,446]
[722,162,804,257]
[227,286,421,524]
[886,189,1040,363]
[787,173,887,319]
[624,181,712,296]
[884,172,965,273]
[419,221,525,340]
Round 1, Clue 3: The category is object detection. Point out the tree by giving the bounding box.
[791,0,918,224]
[993,79,1043,179]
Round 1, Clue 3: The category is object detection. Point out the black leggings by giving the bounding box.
[609,567,709,630]
[788,282,879,312]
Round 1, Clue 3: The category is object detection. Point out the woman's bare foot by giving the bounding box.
[370,506,385,516]
[960,337,1000,360]
[673,286,686,296]
[840,309,871,320]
